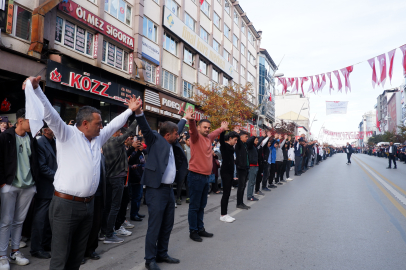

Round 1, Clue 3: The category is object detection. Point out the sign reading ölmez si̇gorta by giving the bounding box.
[162,6,234,78]
[326,101,349,115]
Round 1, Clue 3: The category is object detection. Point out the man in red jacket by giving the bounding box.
[187,119,227,242]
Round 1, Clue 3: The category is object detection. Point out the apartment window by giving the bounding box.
[201,0,210,18]
[165,0,179,17]
[183,81,193,98]
[223,50,230,62]
[213,12,220,29]
[12,5,32,41]
[233,34,238,48]
[199,59,207,75]
[241,22,246,33]
[105,0,132,25]
[240,65,245,77]
[163,33,177,55]
[143,60,157,84]
[185,13,195,31]
[224,24,230,39]
[163,70,177,92]
[102,40,129,71]
[213,39,219,52]
[55,17,94,57]
[248,31,254,45]
[233,10,239,25]
[248,72,254,84]
[212,69,219,83]
[184,48,194,66]
[223,76,229,86]
[241,43,245,56]
[233,58,238,71]
[248,52,256,65]
[143,17,158,42]
[200,27,208,43]
[224,0,230,14]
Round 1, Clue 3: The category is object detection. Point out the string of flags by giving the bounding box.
[277,43,406,96]
[323,128,373,140]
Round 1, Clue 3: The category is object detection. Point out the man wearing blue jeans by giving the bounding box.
[187,119,226,242]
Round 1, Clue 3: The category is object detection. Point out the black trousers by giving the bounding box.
[115,186,130,231]
[275,161,282,183]
[236,168,249,205]
[101,177,125,237]
[176,172,189,199]
[144,186,175,263]
[285,160,291,178]
[268,163,276,184]
[347,153,352,163]
[220,171,233,215]
[30,198,52,254]
[255,162,264,192]
[49,195,94,270]
[85,195,104,256]
[277,160,287,181]
[388,155,397,168]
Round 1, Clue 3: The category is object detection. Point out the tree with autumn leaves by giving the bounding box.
[193,83,256,130]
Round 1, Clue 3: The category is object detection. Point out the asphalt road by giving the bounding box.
[14,153,406,270]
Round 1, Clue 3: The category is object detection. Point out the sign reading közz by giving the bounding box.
[46,61,142,105]
[58,0,134,50]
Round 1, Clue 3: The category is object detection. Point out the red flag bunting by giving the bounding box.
[377,53,387,88]
[400,45,406,77]
[300,77,308,96]
[340,66,353,93]
[327,72,333,95]
[308,76,314,93]
[367,57,378,88]
[333,70,342,92]
[319,74,326,92]
[387,49,396,85]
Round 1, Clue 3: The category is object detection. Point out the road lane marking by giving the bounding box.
[355,157,406,197]
[354,158,406,219]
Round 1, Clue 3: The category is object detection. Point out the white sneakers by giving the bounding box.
[115,226,132,236]
[286,178,293,181]
[9,251,29,266]
[220,215,235,223]
[0,256,9,270]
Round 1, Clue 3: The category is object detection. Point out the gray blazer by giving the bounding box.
[36,135,58,199]
[135,114,187,188]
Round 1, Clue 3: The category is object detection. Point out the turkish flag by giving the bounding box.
[333,70,342,92]
[308,76,314,93]
[377,53,387,88]
[278,77,288,94]
[367,57,378,88]
[340,66,353,93]
[300,77,308,96]
[200,0,204,4]
[319,74,326,92]
[287,78,295,88]
[327,72,334,94]
[400,44,406,76]
[292,77,299,93]
[388,49,396,85]
[314,75,320,92]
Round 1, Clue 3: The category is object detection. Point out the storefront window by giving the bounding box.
[14,6,32,41]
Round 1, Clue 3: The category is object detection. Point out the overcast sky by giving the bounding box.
[243,0,406,145]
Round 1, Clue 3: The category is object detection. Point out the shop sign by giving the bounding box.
[163,6,233,78]
[93,33,99,58]
[155,66,160,85]
[46,60,142,104]
[144,89,207,121]
[6,0,14,34]
[142,37,160,65]
[59,0,134,50]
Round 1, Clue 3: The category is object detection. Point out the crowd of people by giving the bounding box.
[361,142,404,169]
[0,76,340,270]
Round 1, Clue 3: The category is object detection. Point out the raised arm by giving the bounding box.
[110,119,138,146]
[208,121,227,143]
[27,78,73,142]
[135,113,157,147]
[188,119,199,143]
[220,131,226,145]
[246,136,256,149]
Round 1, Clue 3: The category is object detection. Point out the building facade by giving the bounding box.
[0,0,268,130]
[258,48,277,124]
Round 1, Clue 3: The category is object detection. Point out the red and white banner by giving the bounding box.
[300,77,308,96]
[323,129,373,140]
[333,70,342,92]
[308,76,314,93]
[327,72,334,94]
[340,66,353,93]
[326,101,349,115]
[320,73,326,92]
[400,44,406,76]
[388,49,396,84]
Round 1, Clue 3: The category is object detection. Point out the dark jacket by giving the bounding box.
[219,131,235,175]
[282,140,291,160]
[36,136,58,199]
[102,119,138,178]
[387,145,397,156]
[346,145,353,154]
[135,114,187,188]
[128,148,146,184]
[247,136,258,165]
[294,142,303,157]
[235,136,255,169]
[0,127,39,186]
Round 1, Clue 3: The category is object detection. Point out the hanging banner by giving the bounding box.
[323,129,373,139]
[326,101,349,115]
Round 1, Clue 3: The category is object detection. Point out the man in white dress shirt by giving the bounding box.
[24,76,140,270]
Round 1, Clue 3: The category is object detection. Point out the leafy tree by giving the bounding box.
[193,83,257,130]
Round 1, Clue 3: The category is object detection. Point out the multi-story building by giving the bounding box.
[257,48,277,124]
[376,88,399,133]
[0,0,266,130]
[358,110,377,146]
